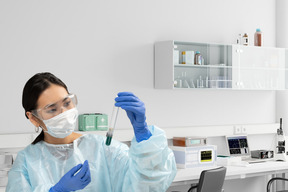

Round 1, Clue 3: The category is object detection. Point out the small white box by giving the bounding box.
[173,50,179,64]
[170,145,217,169]
[216,156,242,166]
[185,51,194,65]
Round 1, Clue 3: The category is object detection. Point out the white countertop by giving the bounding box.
[172,160,288,186]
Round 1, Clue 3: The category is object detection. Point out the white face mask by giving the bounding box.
[43,108,78,138]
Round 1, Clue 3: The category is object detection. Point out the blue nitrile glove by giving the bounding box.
[49,160,91,192]
[115,92,152,142]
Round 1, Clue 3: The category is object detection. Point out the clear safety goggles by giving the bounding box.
[32,94,78,120]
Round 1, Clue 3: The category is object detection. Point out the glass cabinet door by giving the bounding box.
[232,45,286,90]
[173,42,232,89]
[155,40,287,90]
[285,49,288,89]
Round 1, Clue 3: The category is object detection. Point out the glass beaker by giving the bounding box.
[181,72,190,88]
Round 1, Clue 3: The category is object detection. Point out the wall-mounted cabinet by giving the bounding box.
[154,40,287,90]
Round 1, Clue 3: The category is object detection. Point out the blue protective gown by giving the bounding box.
[6,126,177,192]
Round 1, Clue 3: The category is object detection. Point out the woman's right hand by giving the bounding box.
[49,160,91,192]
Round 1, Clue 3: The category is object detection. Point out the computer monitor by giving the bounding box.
[226,135,250,156]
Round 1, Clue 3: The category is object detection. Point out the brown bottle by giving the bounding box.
[254,28,262,46]
[194,51,202,65]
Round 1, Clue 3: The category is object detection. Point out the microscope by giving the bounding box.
[275,118,288,161]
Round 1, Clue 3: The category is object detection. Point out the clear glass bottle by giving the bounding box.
[237,34,242,44]
[194,51,202,65]
[181,72,190,88]
[197,76,204,88]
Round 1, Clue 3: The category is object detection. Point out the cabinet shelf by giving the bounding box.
[174,64,286,71]
[174,64,232,68]
[236,67,286,71]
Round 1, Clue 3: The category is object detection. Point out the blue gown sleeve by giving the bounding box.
[104,125,177,192]
[6,150,52,192]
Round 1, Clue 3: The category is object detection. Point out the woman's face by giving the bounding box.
[36,84,69,120]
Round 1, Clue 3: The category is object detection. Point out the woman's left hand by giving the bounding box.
[115,92,151,142]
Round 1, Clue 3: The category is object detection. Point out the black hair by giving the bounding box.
[22,72,68,144]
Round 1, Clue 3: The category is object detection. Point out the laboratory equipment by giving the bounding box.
[181,72,190,88]
[275,118,288,161]
[105,105,120,146]
[205,76,209,88]
[197,76,204,88]
[189,79,195,88]
[78,113,108,131]
[173,136,206,147]
[170,145,217,168]
[227,135,250,156]
[222,135,274,163]
[251,150,274,159]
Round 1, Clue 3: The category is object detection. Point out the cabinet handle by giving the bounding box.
[236,82,243,87]
[236,49,243,53]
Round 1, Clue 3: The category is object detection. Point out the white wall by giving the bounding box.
[276,0,288,48]
[0,0,277,134]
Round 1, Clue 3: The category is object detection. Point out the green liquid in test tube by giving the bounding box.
[105,105,119,146]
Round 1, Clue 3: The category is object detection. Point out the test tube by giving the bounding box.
[105,105,120,146]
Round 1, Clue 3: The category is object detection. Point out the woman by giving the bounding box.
[6,72,177,192]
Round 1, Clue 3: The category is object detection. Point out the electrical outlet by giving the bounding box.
[234,125,242,135]
[241,126,247,134]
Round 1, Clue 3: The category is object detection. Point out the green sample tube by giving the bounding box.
[105,105,119,146]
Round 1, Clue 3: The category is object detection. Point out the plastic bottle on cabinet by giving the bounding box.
[181,51,186,64]
[254,28,263,46]
[194,51,202,65]
[242,33,249,46]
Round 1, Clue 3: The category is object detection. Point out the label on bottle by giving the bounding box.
[182,51,186,64]
[243,37,248,46]
[254,33,262,46]
[194,54,202,65]
[198,55,202,65]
